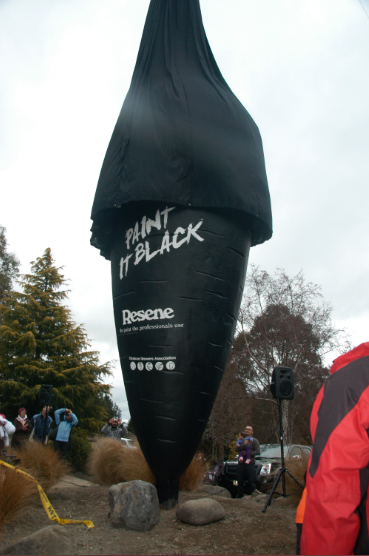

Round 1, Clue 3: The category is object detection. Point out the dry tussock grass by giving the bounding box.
[12,441,70,491]
[0,466,37,528]
[88,438,155,485]
[88,438,207,491]
[179,455,207,491]
[264,455,308,498]
[284,455,308,495]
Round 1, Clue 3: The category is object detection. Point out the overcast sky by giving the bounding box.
[1,0,368,419]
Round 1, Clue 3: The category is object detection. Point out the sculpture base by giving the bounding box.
[156,479,179,510]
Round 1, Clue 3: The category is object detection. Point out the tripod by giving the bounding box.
[262,399,304,513]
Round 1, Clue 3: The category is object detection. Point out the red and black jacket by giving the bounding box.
[301,342,369,555]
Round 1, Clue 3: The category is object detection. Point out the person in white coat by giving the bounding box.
[0,413,16,451]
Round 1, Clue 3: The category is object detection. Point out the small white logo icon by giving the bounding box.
[146,362,153,371]
[166,361,175,370]
[155,362,164,370]
[137,362,144,371]
[130,362,136,370]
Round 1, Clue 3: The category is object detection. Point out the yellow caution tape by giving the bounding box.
[0,459,94,529]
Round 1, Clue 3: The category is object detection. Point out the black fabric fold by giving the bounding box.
[91,0,272,258]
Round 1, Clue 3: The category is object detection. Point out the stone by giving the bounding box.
[176,498,225,526]
[108,480,160,531]
[0,525,73,555]
[194,485,232,498]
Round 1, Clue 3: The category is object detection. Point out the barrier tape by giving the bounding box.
[0,459,94,529]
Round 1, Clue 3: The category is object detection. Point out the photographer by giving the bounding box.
[101,418,128,440]
[53,407,78,459]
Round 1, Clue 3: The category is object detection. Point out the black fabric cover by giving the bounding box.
[91,0,272,259]
[110,201,252,501]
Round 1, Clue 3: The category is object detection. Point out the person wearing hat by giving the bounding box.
[12,407,31,447]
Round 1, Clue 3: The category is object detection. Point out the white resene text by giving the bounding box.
[122,307,174,325]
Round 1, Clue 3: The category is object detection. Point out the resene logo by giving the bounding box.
[122,307,174,325]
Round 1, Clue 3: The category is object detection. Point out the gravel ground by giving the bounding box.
[0,477,300,555]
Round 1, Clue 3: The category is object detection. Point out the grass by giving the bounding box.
[179,455,207,491]
[88,437,207,491]
[0,466,37,528]
[264,454,308,498]
[284,455,308,495]
[12,441,70,491]
[88,438,155,485]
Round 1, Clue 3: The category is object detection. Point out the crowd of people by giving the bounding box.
[0,405,78,459]
[0,405,129,459]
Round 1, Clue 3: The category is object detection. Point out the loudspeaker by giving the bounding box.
[270,367,294,400]
[39,384,53,406]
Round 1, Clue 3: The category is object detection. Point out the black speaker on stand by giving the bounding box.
[262,367,303,513]
[39,384,53,406]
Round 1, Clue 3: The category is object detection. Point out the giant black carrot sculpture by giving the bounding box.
[91,0,272,508]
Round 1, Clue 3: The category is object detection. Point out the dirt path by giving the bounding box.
[1,476,299,555]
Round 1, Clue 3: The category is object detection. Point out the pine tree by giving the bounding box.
[0,248,112,430]
[0,226,20,299]
[97,393,122,421]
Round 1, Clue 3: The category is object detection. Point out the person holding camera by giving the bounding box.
[101,418,128,440]
[53,407,78,459]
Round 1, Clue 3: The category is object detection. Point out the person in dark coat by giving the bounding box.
[30,405,52,443]
[235,425,260,497]
[12,407,31,447]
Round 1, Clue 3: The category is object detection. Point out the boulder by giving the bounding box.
[108,480,160,531]
[176,498,225,526]
[0,525,72,555]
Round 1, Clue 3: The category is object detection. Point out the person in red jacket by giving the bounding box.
[301,342,369,555]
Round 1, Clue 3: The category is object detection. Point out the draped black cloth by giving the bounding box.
[91,0,272,259]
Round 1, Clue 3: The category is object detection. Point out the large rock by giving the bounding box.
[176,498,225,526]
[108,480,160,531]
[0,525,72,555]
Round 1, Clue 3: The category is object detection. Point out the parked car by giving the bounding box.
[205,444,311,497]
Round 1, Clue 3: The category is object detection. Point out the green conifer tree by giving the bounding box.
[0,248,112,430]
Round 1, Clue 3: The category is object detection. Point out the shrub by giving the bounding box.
[88,438,154,486]
[179,454,208,491]
[228,436,238,461]
[88,438,207,491]
[67,429,92,472]
[284,455,308,495]
[264,454,308,498]
[12,441,69,491]
[0,466,37,528]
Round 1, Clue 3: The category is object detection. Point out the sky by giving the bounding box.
[1,0,368,419]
